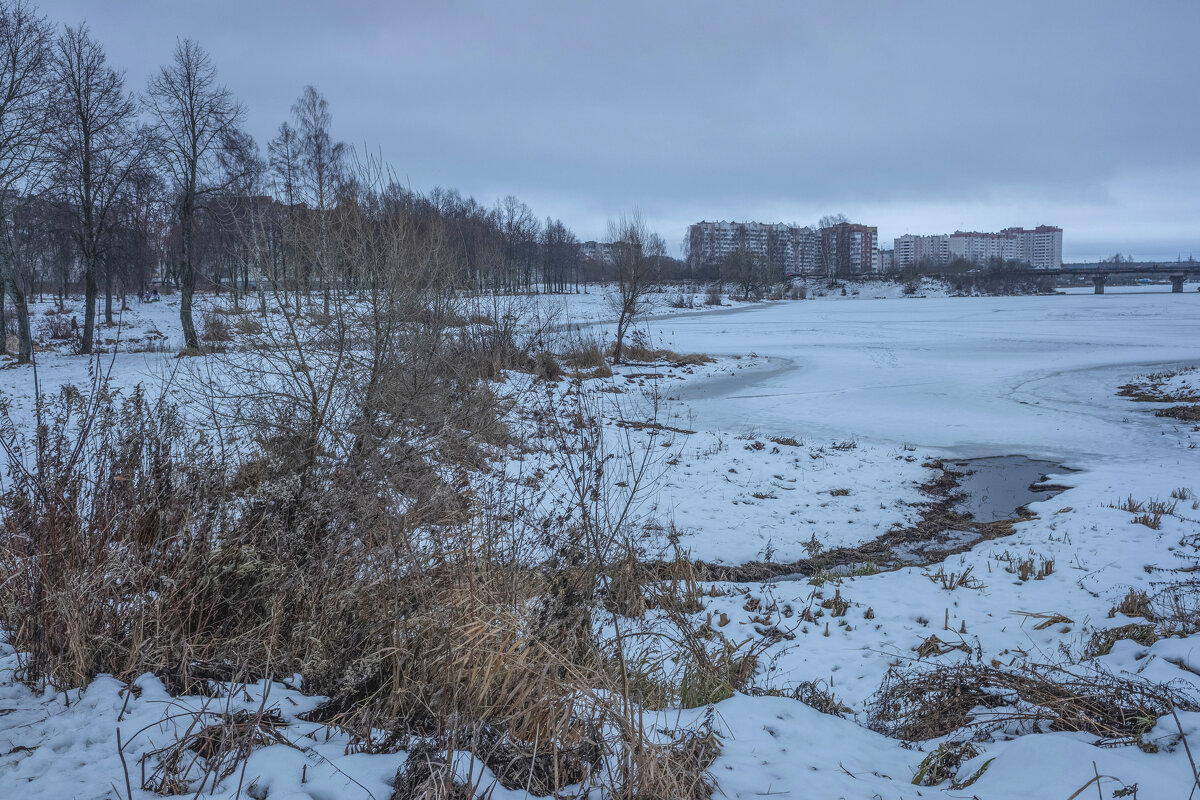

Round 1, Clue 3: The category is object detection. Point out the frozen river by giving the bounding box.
[650,288,1200,463]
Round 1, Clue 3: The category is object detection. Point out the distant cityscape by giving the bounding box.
[685,220,1064,278]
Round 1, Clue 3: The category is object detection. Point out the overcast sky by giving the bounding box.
[39,0,1200,261]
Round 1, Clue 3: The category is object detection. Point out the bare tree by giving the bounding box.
[607,211,662,363]
[110,165,166,297]
[817,212,849,280]
[720,248,769,300]
[291,86,344,314]
[144,38,246,352]
[267,121,302,312]
[496,195,540,292]
[0,0,54,363]
[541,217,578,293]
[51,23,151,349]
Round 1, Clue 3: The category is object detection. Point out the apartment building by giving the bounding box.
[894,234,950,271]
[949,226,1063,269]
[579,241,616,264]
[1008,225,1063,270]
[688,221,821,277]
[819,222,878,277]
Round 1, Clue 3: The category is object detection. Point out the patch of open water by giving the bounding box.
[949,455,1064,523]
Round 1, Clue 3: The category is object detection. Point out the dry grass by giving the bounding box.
[1085,624,1159,658]
[612,341,715,366]
[768,435,801,447]
[0,325,724,796]
[561,338,613,378]
[1114,588,1154,619]
[1118,366,1200,402]
[867,661,1195,744]
[200,310,232,342]
[925,564,984,591]
[233,316,264,335]
[1158,405,1200,422]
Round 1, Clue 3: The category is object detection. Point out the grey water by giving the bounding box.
[950,455,1064,522]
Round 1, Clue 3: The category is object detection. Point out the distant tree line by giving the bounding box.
[0,0,689,363]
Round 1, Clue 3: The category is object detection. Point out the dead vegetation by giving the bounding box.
[867,661,1196,744]
[1157,405,1200,421]
[0,192,733,797]
[1118,366,1200,403]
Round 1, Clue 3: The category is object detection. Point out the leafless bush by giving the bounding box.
[141,704,291,794]
[703,285,722,306]
[533,349,563,381]
[1151,581,1200,636]
[668,293,694,309]
[38,313,77,342]
[200,310,232,342]
[233,316,263,335]
[867,662,1195,743]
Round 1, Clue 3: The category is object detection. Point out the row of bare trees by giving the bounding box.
[2,0,692,365]
[0,1,248,356]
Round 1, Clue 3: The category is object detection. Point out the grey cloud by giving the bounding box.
[40,0,1200,256]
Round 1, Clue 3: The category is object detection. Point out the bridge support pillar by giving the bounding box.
[1093,274,1107,294]
[1171,275,1186,293]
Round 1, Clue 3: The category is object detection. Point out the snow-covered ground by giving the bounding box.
[4,284,1200,797]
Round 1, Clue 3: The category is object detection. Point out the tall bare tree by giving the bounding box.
[51,23,151,349]
[144,38,245,352]
[0,0,53,363]
[267,121,302,312]
[817,212,849,280]
[607,211,662,363]
[291,86,344,314]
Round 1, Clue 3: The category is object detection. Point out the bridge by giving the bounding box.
[875,261,1200,294]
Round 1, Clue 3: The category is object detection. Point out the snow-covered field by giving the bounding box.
[3,283,1200,798]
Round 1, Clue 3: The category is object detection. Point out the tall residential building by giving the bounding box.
[1006,225,1063,270]
[688,221,821,277]
[949,230,1018,263]
[949,226,1063,269]
[894,234,950,270]
[579,241,616,264]
[819,222,878,276]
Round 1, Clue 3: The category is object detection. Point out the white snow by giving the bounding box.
[4,284,1200,797]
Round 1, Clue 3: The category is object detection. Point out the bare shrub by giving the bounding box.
[1084,624,1158,658]
[142,705,291,794]
[533,349,563,381]
[704,284,722,306]
[668,293,694,309]
[562,337,609,373]
[867,662,1194,743]
[200,310,232,342]
[233,316,263,335]
[0,172,725,798]
[39,314,77,342]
